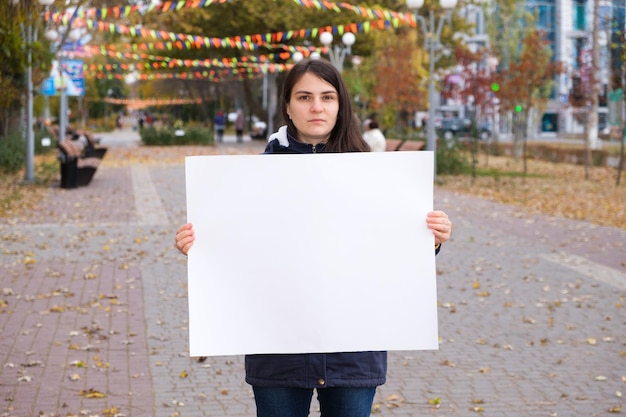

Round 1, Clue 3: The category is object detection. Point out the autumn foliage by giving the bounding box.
[493,30,565,117]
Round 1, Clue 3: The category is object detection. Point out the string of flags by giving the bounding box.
[54,1,421,84]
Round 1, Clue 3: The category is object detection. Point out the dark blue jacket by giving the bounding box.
[263,125,326,154]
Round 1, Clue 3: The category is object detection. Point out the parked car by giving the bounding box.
[437,118,491,140]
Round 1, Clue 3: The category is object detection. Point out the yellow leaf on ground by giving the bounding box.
[103,407,120,416]
[79,388,106,398]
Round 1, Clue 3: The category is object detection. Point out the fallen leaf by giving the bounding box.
[428,397,441,406]
[103,406,120,416]
[79,388,106,398]
[441,359,456,367]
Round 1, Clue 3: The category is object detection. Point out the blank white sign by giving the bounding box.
[185,151,438,357]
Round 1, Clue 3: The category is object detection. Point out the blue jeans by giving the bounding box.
[253,386,376,417]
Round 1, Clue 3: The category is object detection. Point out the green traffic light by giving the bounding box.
[515,105,522,112]
[491,83,500,92]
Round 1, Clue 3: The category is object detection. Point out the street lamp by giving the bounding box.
[292,51,304,63]
[20,0,55,183]
[319,31,356,73]
[407,0,457,177]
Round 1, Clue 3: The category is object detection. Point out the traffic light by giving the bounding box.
[491,83,500,92]
[515,105,522,113]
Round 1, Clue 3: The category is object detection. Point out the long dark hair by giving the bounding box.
[280,59,369,153]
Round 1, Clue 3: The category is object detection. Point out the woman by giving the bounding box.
[175,59,452,417]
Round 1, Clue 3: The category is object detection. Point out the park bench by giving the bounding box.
[56,140,101,188]
[47,125,107,188]
[385,139,426,151]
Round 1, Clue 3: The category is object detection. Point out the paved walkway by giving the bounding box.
[1,129,624,417]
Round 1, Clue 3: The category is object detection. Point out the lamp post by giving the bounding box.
[20,0,54,183]
[407,0,457,177]
[319,32,356,73]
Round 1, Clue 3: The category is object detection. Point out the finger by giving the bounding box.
[175,229,192,243]
[428,210,447,219]
[178,234,194,247]
[176,223,193,235]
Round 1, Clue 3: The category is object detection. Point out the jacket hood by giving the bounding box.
[268,125,290,147]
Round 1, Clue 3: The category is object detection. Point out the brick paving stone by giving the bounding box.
[1,129,625,417]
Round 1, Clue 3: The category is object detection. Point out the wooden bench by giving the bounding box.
[385,139,426,151]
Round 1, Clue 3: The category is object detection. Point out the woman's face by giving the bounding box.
[286,72,339,145]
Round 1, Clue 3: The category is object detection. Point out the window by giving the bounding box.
[573,0,586,30]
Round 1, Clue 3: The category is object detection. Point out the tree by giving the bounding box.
[586,0,602,154]
[494,29,564,174]
[451,43,498,176]
[371,29,427,132]
[0,0,41,136]
[608,10,625,186]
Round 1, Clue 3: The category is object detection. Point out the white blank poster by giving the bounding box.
[185,151,438,357]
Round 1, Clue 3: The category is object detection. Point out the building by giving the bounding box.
[441,0,623,137]
[540,0,620,136]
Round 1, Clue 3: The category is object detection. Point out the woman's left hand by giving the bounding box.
[427,210,452,245]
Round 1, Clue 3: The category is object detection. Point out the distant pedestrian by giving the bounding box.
[214,111,225,143]
[362,119,386,152]
[235,109,245,143]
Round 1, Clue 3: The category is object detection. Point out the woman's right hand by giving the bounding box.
[175,223,195,255]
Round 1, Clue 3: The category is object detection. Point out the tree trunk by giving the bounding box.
[586,0,601,151]
[617,127,625,186]
[584,110,590,180]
